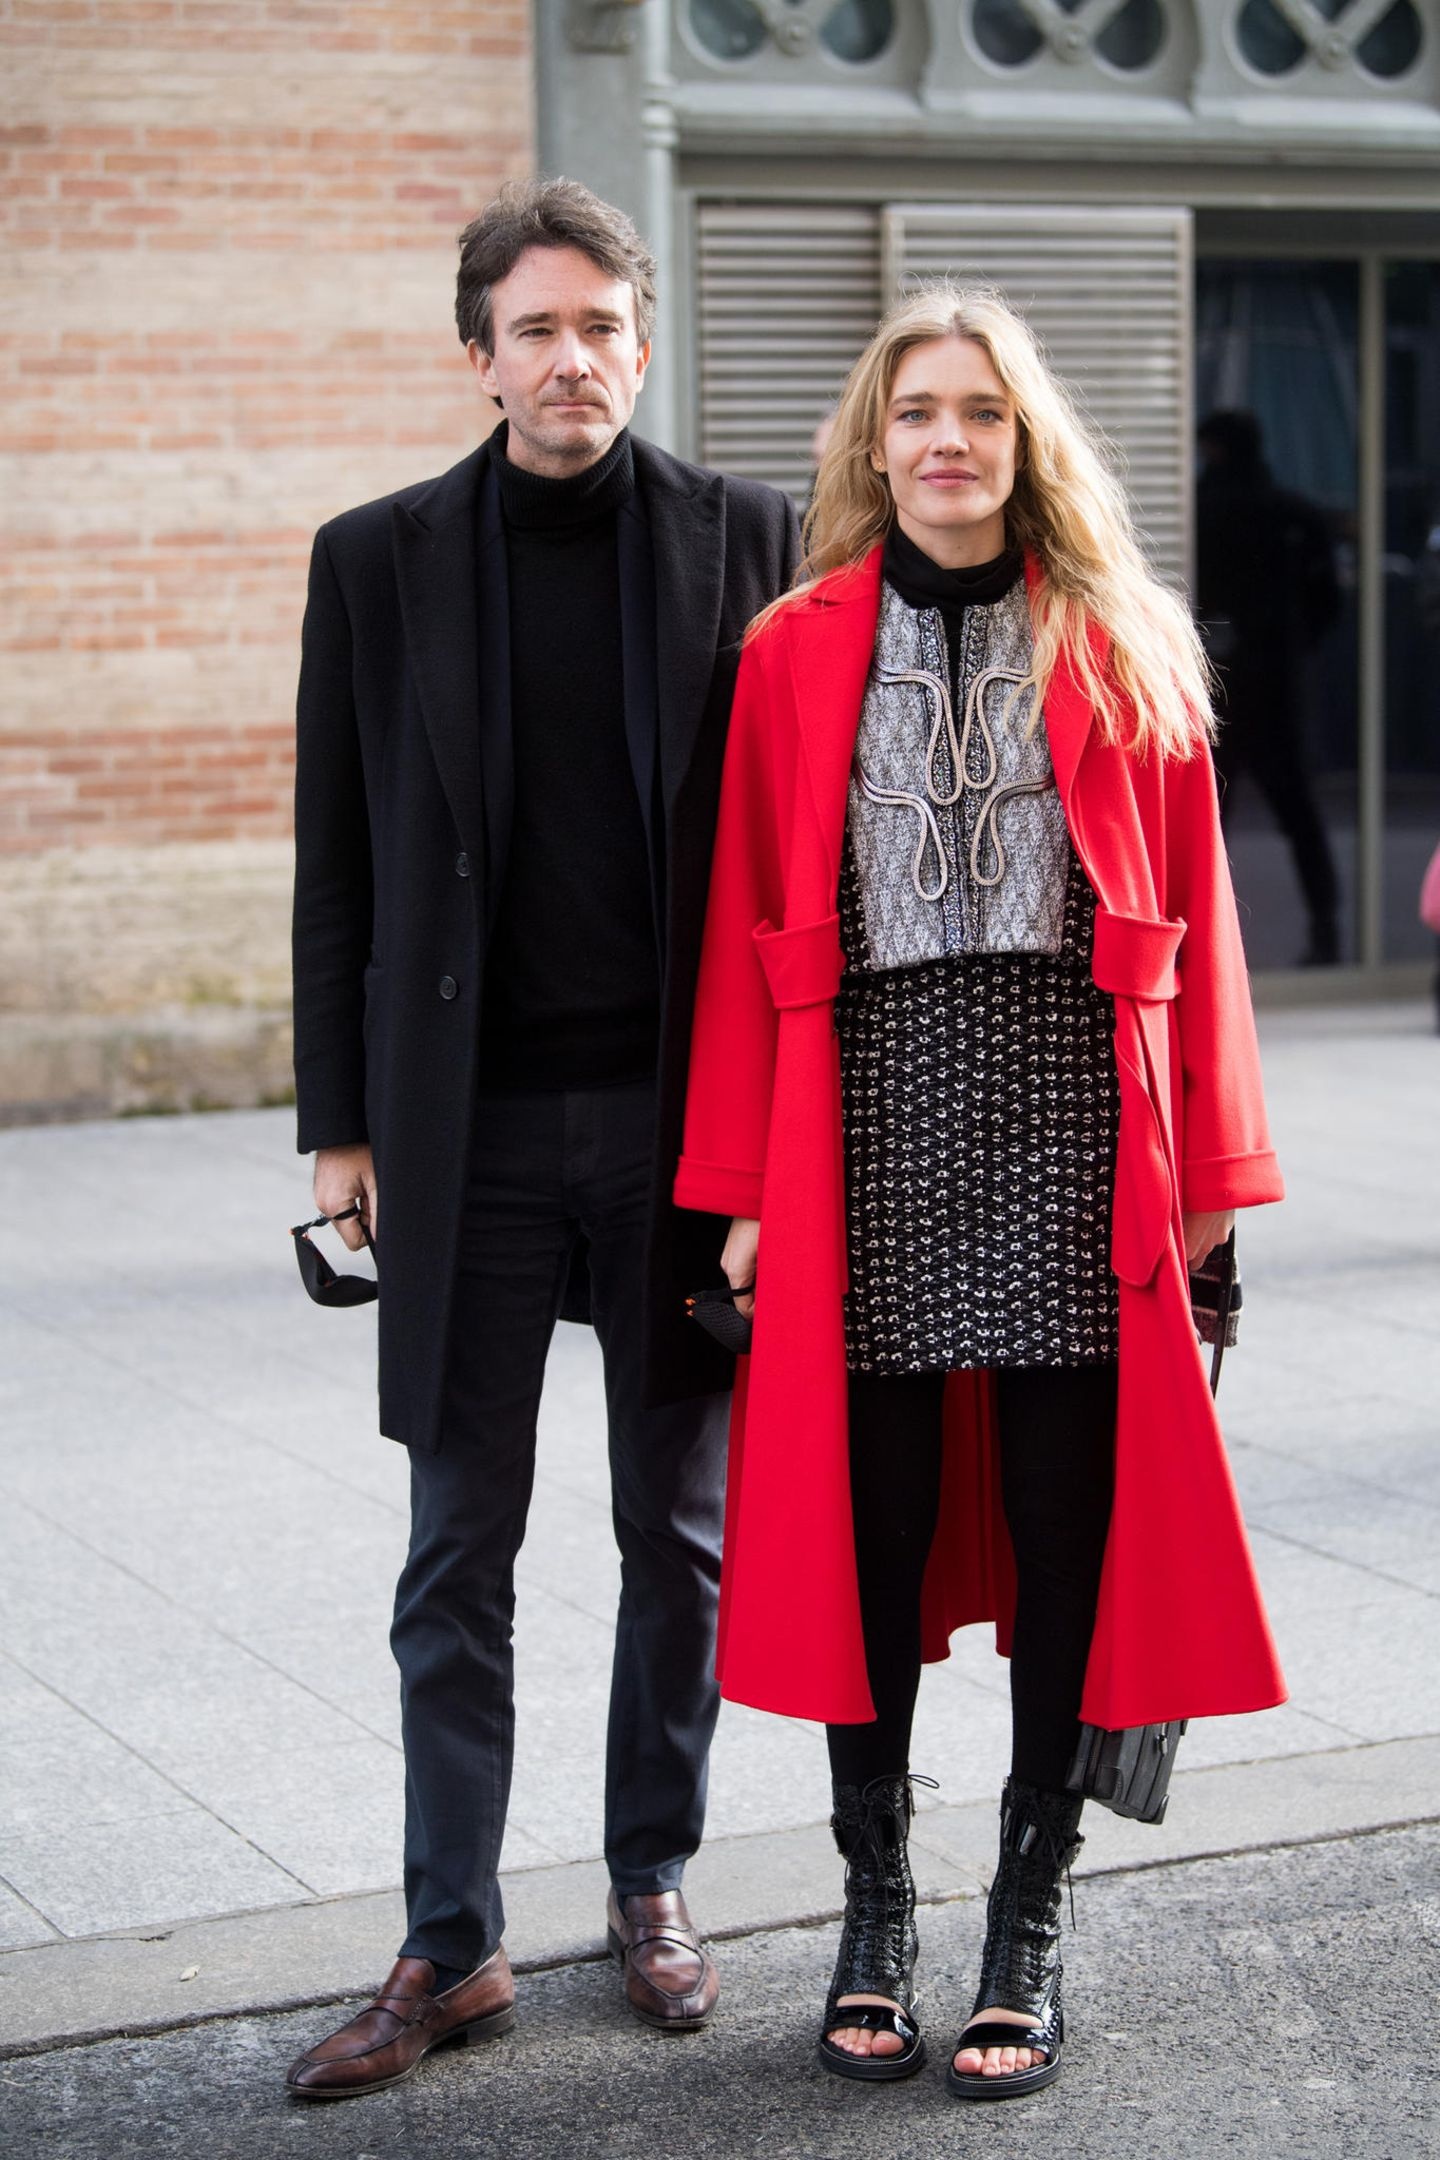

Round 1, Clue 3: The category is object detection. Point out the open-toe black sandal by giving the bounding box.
[819,1995,925,2083]
[945,1778,1082,2104]
[815,1774,928,2085]
[945,2005,1061,2100]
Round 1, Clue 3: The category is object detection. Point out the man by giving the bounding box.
[284,177,799,2099]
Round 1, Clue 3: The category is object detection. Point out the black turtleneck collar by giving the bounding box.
[882,521,1024,614]
[491,421,635,532]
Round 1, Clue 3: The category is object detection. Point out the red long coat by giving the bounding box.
[674,546,1287,1731]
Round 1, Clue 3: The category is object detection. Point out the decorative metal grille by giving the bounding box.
[1233,0,1423,78]
[970,0,1170,71]
[689,0,895,63]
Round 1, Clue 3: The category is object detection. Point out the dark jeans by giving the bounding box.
[391,1080,727,1973]
[827,1365,1118,1795]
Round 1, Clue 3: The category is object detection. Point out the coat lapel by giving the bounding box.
[1027,554,1164,923]
[637,441,727,819]
[786,547,884,901]
[392,445,492,877]
[617,491,664,952]
[472,461,514,920]
[1025,552,1091,829]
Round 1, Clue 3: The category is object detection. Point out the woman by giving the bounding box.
[674,285,1285,2098]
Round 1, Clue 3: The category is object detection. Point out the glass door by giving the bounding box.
[1384,261,1440,965]
[1196,251,1440,976]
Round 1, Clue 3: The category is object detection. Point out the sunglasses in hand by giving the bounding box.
[290,1204,378,1308]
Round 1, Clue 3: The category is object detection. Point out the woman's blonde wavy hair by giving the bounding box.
[761,281,1213,758]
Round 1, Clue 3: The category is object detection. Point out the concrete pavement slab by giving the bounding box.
[0,1885,57,1956]
[1262,1589,1440,1743]
[1253,1484,1440,1598]
[0,1805,309,1941]
[171,1740,407,1902]
[2,1825,1435,2159]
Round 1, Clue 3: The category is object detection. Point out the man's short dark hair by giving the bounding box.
[456,177,658,353]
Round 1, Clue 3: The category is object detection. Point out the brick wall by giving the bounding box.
[0,0,531,1110]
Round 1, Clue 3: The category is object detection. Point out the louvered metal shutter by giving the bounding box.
[888,205,1194,586]
[693,203,884,502]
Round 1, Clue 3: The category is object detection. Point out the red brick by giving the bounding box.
[4,0,531,857]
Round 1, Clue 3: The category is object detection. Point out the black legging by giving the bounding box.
[826,1365,1117,1795]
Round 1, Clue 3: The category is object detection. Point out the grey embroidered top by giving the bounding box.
[838,545,1120,1375]
[847,574,1071,968]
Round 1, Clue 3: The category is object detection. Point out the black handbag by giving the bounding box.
[1065,1231,1239,1825]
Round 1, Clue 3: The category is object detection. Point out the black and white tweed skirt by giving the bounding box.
[838,854,1121,1375]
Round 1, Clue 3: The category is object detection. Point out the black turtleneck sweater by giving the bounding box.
[882,523,1025,690]
[479,425,659,1089]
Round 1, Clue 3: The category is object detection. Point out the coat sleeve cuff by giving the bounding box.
[296,1108,369,1156]
[673,1155,765,1219]
[1181,1150,1285,1212]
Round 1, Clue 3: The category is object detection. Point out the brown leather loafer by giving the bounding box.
[285,1948,515,2099]
[606,1888,719,2032]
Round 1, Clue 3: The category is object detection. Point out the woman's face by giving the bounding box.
[875,334,1018,567]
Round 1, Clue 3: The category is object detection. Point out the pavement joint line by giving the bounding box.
[0,1483,404,1764]
[5,1809,1440,2065]
[1237,1518,1440,1604]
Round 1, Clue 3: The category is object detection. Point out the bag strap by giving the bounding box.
[1208,1229,1237,1398]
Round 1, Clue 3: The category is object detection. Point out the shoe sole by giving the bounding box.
[286,2003,517,2101]
[606,1926,714,2032]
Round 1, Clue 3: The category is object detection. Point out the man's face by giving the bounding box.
[471,244,650,477]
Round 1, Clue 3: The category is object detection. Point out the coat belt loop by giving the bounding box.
[1091,908,1185,1004]
[753,914,846,1010]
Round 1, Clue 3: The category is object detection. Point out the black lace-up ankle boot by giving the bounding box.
[946,1778,1084,2101]
[816,1773,927,2082]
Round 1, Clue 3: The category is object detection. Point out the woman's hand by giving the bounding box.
[1182,1208,1234,1269]
[722,1217,760,1319]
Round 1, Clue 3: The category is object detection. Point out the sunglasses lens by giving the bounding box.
[293,1228,378,1307]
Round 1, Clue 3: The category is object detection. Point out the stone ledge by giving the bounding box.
[2,1732,1435,2062]
[0,1007,293,1126]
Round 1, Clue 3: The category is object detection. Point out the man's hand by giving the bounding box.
[1182,1207,1234,1269]
[722,1217,760,1319]
[314,1143,378,1250]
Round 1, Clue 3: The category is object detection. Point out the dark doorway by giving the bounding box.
[1195,259,1358,970]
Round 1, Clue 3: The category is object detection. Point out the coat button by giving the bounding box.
[455,852,470,878]
[438,974,458,1000]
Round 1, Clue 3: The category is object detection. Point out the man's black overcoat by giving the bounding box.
[292,434,800,1451]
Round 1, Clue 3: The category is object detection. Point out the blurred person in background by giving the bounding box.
[676,285,1285,2101]
[1196,408,1343,965]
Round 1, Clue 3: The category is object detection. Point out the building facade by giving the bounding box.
[1,2,1435,1118]
[542,0,1440,981]
[0,0,530,1117]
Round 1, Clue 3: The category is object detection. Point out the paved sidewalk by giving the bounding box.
[5,1824,1437,2158]
[0,1001,1437,2057]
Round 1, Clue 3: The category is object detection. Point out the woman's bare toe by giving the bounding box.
[954,2021,1044,2079]
[829,1997,904,2056]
